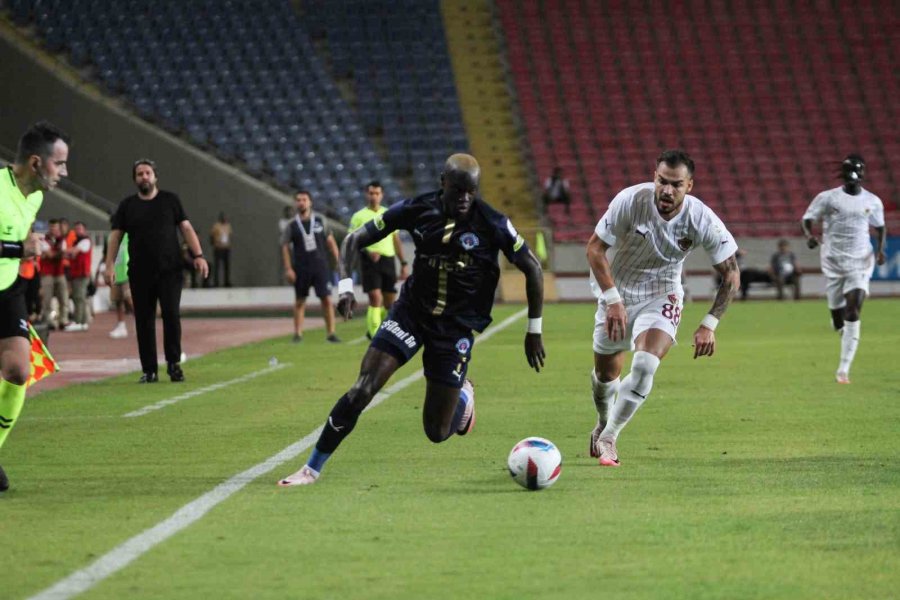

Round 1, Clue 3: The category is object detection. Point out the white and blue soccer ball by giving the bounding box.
[507,437,562,490]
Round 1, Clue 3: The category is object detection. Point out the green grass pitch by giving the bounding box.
[4,299,899,599]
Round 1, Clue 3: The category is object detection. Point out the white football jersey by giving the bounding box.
[590,183,738,304]
[803,186,884,277]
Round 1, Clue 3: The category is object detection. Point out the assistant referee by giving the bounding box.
[105,159,208,383]
[0,121,70,491]
[348,181,408,338]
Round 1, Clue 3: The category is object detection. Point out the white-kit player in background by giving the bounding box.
[585,149,741,467]
[801,154,886,384]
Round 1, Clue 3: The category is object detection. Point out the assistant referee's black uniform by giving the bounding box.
[111,190,189,380]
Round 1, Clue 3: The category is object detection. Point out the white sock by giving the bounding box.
[591,371,619,428]
[601,351,660,440]
[838,320,860,375]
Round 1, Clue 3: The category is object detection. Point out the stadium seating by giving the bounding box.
[7,0,403,219]
[497,0,897,238]
[303,0,470,194]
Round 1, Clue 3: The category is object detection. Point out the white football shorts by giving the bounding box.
[825,269,873,309]
[593,292,684,354]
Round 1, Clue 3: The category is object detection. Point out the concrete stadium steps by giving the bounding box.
[441,0,537,231]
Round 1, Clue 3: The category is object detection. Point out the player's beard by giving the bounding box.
[655,193,678,216]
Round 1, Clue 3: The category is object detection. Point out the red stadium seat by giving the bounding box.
[496,0,896,236]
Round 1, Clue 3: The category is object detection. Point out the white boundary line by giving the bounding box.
[347,335,369,345]
[123,363,291,418]
[27,308,528,600]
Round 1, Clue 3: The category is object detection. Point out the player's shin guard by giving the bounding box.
[0,380,26,449]
[838,320,860,376]
[601,351,660,440]
[591,371,619,428]
[314,394,363,457]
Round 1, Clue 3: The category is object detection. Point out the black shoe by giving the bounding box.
[292,334,302,344]
[167,363,185,382]
[326,334,341,343]
[138,372,159,383]
[0,465,9,492]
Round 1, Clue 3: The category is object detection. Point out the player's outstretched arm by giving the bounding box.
[511,248,545,372]
[337,225,390,319]
[693,252,740,359]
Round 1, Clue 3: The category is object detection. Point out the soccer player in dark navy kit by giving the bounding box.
[279,154,545,486]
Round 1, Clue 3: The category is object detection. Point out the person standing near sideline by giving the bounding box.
[64,220,92,330]
[348,180,409,339]
[281,190,341,343]
[39,218,68,329]
[209,211,232,287]
[801,154,886,384]
[586,149,740,468]
[0,121,70,491]
[102,214,133,339]
[105,159,208,383]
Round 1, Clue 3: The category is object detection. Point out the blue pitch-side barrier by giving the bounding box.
[872,236,899,281]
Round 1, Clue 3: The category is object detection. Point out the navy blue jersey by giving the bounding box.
[280,214,332,271]
[364,191,529,332]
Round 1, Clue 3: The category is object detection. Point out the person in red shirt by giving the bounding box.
[65,221,92,331]
[39,219,68,329]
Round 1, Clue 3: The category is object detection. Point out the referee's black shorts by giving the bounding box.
[0,277,30,340]
[360,254,397,294]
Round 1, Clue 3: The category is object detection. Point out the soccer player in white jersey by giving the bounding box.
[801,155,886,384]
[586,150,740,467]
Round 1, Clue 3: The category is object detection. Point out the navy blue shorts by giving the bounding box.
[293,266,332,300]
[370,300,474,389]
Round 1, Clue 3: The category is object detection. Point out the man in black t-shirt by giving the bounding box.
[105,159,208,383]
[278,154,546,487]
[280,190,341,343]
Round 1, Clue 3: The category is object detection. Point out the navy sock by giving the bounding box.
[307,448,331,473]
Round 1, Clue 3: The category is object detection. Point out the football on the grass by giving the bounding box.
[507,437,562,490]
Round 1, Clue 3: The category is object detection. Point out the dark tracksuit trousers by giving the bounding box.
[130,268,183,374]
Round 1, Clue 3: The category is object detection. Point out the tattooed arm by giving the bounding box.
[693,252,740,359]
